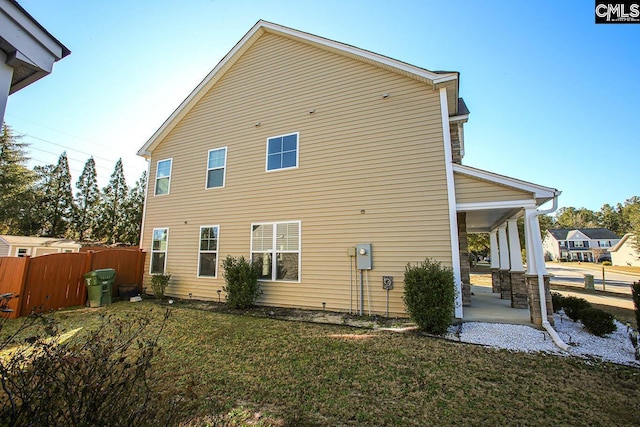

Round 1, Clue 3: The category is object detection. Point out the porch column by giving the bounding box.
[524,209,553,326]
[457,213,471,306]
[0,52,13,125]
[489,229,500,293]
[507,218,527,308]
[498,223,511,300]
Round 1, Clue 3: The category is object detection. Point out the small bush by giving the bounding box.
[562,296,591,321]
[150,273,171,299]
[403,258,456,335]
[0,294,182,426]
[602,261,612,266]
[222,255,261,309]
[551,292,565,313]
[580,307,616,337]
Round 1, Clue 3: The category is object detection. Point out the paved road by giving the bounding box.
[545,262,637,294]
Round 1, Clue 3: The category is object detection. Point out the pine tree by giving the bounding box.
[0,124,36,233]
[73,157,100,241]
[121,170,147,245]
[97,159,129,244]
[36,153,74,237]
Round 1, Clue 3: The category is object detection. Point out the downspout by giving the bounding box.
[528,195,569,351]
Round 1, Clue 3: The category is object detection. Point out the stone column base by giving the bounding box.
[510,271,527,309]
[491,269,501,293]
[499,270,511,300]
[462,282,471,306]
[525,274,554,326]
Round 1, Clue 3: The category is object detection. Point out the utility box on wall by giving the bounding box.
[356,243,372,270]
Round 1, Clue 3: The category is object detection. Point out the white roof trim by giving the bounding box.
[453,163,560,201]
[610,233,635,252]
[457,199,537,211]
[137,20,458,157]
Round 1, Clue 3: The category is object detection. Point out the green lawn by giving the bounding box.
[3,301,640,426]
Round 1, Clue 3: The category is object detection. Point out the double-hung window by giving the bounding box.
[206,148,227,188]
[266,132,298,171]
[155,159,172,195]
[198,225,219,277]
[251,221,300,282]
[150,228,169,274]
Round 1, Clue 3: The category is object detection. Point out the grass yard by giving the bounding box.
[3,300,640,426]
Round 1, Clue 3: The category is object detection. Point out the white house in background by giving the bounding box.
[0,0,70,124]
[610,234,640,267]
[0,235,81,257]
[543,228,620,262]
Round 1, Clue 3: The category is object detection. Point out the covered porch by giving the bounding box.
[453,164,561,326]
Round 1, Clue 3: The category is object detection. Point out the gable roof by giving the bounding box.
[547,228,620,241]
[610,233,636,252]
[0,235,80,247]
[137,20,460,158]
[453,163,560,205]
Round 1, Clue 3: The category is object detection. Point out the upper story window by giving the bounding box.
[155,159,172,195]
[598,240,611,247]
[150,228,169,274]
[558,240,566,247]
[266,132,298,171]
[206,148,227,189]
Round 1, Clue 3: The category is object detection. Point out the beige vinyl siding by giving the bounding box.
[454,173,533,204]
[142,33,452,316]
[0,240,9,257]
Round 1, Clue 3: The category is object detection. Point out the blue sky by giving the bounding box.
[6,0,639,212]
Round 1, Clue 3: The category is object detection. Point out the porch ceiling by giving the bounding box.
[464,207,523,233]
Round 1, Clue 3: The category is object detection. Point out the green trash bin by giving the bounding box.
[95,268,115,306]
[84,269,116,307]
[584,274,595,290]
[84,271,101,308]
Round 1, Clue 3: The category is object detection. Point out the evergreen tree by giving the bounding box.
[97,159,128,244]
[36,152,73,237]
[0,124,36,233]
[73,157,100,241]
[597,203,624,236]
[121,170,147,245]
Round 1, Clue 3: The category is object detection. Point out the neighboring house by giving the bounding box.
[543,228,620,262]
[0,0,70,124]
[137,21,560,324]
[0,235,81,257]
[610,234,640,267]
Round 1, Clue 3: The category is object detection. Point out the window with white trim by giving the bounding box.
[251,221,300,281]
[206,148,227,188]
[16,248,29,257]
[155,159,172,195]
[198,225,219,277]
[150,228,169,274]
[266,133,298,171]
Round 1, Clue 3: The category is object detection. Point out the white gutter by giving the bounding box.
[527,195,569,351]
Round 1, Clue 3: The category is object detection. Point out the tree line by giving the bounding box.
[0,124,146,245]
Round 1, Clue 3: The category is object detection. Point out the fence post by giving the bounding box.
[136,249,144,292]
[16,256,30,318]
[81,251,94,307]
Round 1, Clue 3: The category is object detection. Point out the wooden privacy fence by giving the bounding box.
[0,249,146,318]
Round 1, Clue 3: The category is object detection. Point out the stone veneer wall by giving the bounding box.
[457,213,471,306]
[491,269,500,293]
[526,274,554,326]
[500,270,511,300]
[510,272,527,308]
